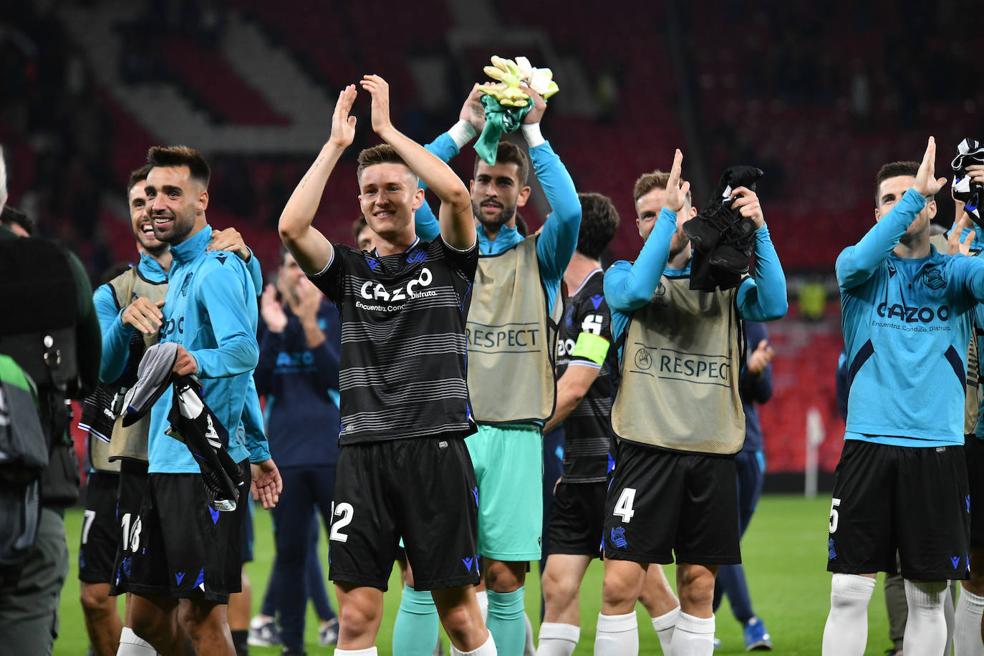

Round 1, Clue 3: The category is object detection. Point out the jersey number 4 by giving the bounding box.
[613,488,636,523]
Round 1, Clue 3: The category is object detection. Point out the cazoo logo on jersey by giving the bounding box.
[359,267,437,303]
[876,302,950,323]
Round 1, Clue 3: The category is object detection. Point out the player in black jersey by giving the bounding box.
[536,193,679,655]
[279,76,494,656]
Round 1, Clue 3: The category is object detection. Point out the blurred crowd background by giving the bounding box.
[2,0,981,482]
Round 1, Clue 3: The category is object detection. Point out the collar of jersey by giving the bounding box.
[478,223,522,255]
[370,236,420,259]
[170,225,213,265]
[887,245,942,266]
[138,252,168,283]
[570,268,604,296]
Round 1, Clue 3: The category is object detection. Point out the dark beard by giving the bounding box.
[472,200,516,233]
[159,215,196,244]
[144,242,170,257]
[899,231,915,246]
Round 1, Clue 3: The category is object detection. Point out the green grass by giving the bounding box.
[56,495,895,655]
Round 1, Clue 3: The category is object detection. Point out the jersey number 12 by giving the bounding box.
[329,501,354,542]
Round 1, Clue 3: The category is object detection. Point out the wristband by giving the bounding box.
[448,120,477,149]
[521,123,545,148]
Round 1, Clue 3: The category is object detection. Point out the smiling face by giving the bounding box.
[128,179,167,255]
[357,162,422,242]
[875,175,936,246]
[146,165,208,244]
[470,160,531,232]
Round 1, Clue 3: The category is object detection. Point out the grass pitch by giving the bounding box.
[55,495,895,655]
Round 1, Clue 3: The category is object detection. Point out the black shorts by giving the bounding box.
[966,437,984,548]
[112,460,251,603]
[328,436,479,592]
[79,471,120,584]
[602,440,740,566]
[827,440,970,580]
[116,459,149,520]
[547,481,606,557]
[242,499,254,564]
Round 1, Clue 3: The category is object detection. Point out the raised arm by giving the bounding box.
[361,75,475,251]
[523,88,581,285]
[733,187,788,321]
[835,191,925,290]
[837,137,948,290]
[604,150,689,312]
[415,86,486,242]
[279,86,358,275]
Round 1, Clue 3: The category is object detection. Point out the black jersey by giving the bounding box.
[310,238,478,445]
[555,269,618,482]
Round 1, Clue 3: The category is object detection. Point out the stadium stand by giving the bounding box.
[3,0,982,478]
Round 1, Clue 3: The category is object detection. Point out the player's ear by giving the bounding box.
[689,205,698,218]
[874,206,882,221]
[517,185,532,208]
[411,187,425,210]
[925,198,938,220]
[198,189,209,213]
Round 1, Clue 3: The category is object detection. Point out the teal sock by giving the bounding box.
[393,584,440,656]
[486,587,526,655]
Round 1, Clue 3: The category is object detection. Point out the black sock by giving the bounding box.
[232,629,248,656]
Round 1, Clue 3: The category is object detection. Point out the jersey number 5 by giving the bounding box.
[828,498,841,534]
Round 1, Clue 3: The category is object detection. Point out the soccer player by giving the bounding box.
[84,165,263,656]
[712,323,774,650]
[596,150,787,656]
[114,146,280,656]
[251,249,343,654]
[536,192,679,656]
[399,82,582,656]
[822,137,984,655]
[278,76,493,655]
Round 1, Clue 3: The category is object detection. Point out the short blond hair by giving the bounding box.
[632,169,692,204]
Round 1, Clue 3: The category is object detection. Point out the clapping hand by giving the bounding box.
[360,75,394,138]
[329,85,358,149]
[913,137,948,197]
